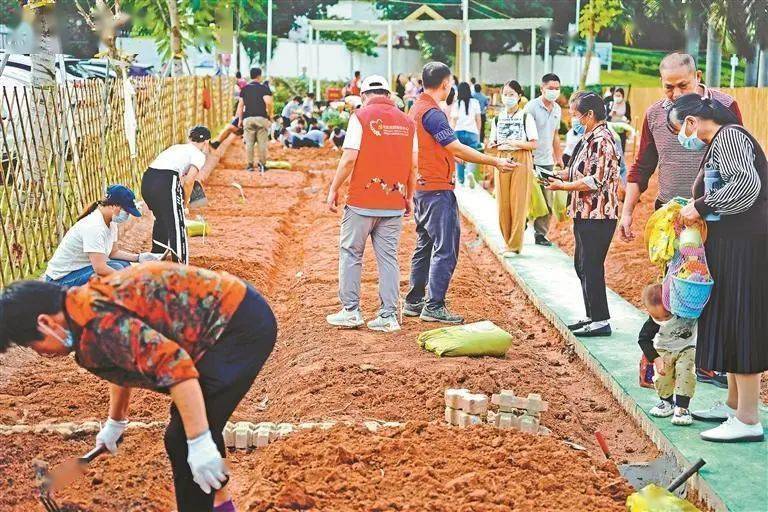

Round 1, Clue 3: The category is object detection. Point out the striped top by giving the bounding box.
[628,86,742,203]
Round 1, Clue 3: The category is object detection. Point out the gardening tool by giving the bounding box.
[189,181,208,209]
[231,181,246,203]
[595,431,705,510]
[33,439,120,512]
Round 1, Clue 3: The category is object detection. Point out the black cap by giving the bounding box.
[189,125,211,142]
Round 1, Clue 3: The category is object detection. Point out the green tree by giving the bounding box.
[578,0,626,89]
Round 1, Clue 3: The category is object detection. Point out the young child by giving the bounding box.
[638,284,697,425]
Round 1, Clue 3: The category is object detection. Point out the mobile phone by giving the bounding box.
[535,166,562,181]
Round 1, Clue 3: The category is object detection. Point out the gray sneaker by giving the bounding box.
[403,300,425,317]
[420,305,464,324]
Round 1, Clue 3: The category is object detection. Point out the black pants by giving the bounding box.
[480,113,487,143]
[141,168,188,264]
[164,285,277,512]
[573,218,617,322]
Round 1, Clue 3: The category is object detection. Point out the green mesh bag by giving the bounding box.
[417,321,513,357]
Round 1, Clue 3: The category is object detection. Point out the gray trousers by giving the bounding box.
[533,164,554,236]
[339,207,403,316]
[243,116,270,166]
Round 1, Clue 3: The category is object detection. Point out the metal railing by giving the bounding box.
[0,75,231,286]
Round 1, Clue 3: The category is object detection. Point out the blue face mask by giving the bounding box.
[113,209,130,224]
[677,120,706,151]
[572,118,585,135]
[39,323,74,349]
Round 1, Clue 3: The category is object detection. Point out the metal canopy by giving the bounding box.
[307,17,552,33]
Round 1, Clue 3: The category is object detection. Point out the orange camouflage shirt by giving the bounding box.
[64,262,247,390]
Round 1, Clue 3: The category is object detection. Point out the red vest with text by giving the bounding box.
[409,93,455,191]
[347,96,415,210]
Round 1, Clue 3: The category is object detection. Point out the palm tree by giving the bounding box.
[745,0,768,86]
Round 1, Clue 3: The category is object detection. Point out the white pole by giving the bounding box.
[315,29,321,98]
[308,25,314,94]
[387,22,393,86]
[265,0,273,78]
[530,28,536,99]
[544,30,551,73]
[462,0,470,82]
[729,54,738,88]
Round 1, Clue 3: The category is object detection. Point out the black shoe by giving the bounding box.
[403,301,425,317]
[210,140,221,150]
[696,369,729,388]
[257,162,266,173]
[573,323,612,337]
[567,318,591,331]
[246,165,254,172]
[534,234,552,246]
[420,305,464,324]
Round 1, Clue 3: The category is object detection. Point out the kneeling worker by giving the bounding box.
[0,262,277,512]
[326,75,417,332]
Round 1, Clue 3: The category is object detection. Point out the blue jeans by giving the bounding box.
[455,130,480,184]
[45,259,131,286]
[406,190,460,309]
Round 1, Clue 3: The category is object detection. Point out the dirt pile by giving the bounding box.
[240,423,632,511]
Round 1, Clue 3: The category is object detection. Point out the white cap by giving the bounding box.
[360,75,390,94]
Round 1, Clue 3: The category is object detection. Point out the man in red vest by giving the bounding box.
[326,75,417,332]
[405,62,518,324]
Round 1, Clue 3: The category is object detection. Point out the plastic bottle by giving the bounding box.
[702,163,722,222]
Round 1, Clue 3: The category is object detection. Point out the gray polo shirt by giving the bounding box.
[524,96,561,166]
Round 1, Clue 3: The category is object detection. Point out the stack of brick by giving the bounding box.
[444,389,488,427]
[222,421,294,450]
[487,390,549,435]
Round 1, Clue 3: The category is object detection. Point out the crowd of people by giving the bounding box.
[0,47,764,512]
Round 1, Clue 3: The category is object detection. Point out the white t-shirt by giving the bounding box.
[148,143,206,176]
[490,109,538,145]
[450,98,482,134]
[45,210,118,280]
[342,114,419,152]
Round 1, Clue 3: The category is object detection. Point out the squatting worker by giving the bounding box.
[141,125,211,265]
[524,73,565,247]
[237,67,274,173]
[545,92,620,338]
[488,79,539,255]
[670,94,767,443]
[404,62,518,324]
[619,51,742,388]
[325,75,417,333]
[0,262,277,512]
[44,184,161,286]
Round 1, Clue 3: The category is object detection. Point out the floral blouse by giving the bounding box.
[567,122,620,220]
[64,262,247,390]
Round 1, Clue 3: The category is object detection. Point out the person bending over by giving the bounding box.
[0,262,277,512]
[44,185,160,286]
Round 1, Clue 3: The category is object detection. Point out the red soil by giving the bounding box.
[0,141,657,511]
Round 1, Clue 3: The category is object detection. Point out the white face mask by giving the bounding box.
[501,95,519,107]
[543,89,560,102]
[39,323,74,349]
[613,95,624,104]
[113,209,130,224]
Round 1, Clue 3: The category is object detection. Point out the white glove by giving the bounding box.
[187,430,228,494]
[138,252,163,263]
[95,417,128,454]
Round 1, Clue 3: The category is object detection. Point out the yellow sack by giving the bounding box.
[644,198,707,272]
[527,171,550,220]
[186,219,211,237]
[265,160,292,170]
[418,321,513,357]
[626,484,701,512]
[552,190,569,221]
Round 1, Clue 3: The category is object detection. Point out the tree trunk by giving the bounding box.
[705,23,722,87]
[579,34,594,90]
[684,7,701,64]
[745,42,759,87]
[759,47,768,88]
[167,0,184,76]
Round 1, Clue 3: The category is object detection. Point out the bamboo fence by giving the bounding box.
[626,87,768,151]
[0,75,232,286]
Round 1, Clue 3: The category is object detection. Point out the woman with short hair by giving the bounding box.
[670,93,767,443]
[545,92,621,337]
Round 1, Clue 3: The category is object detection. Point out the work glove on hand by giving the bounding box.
[95,417,128,454]
[187,430,228,494]
[138,252,163,263]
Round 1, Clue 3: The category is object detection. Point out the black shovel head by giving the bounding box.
[189,181,208,209]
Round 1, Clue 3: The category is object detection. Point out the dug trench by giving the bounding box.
[0,142,658,511]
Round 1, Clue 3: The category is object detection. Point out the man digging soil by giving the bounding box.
[0,262,277,512]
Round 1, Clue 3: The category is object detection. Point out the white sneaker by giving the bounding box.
[691,401,736,422]
[367,314,401,333]
[326,308,364,328]
[700,416,764,443]
[649,400,674,417]
[671,407,693,426]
